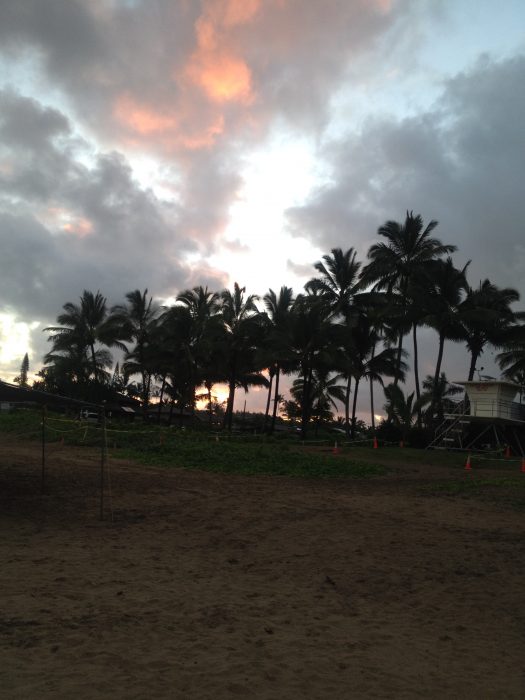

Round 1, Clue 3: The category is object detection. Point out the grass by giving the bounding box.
[0,410,385,478]
[117,438,387,479]
[1,410,523,481]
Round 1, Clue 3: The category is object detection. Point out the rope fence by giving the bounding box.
[3,405,524,521]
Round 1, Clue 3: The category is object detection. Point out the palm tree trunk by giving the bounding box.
[225,377,236,431]
[300,363,312,440]
[413,323,422,427]
[223,354,237,431]
[369,342,376,432]
[89,343,98,382]
[430,333,446,419]
[270,367,281,434]
[393,333,403,387]
[263,371,274,432]
[345,376,352,438]
[468,351,479,381]
[179,397,184,428]
[370,377,375,431]
[157,375,166,424]
[351,377,360,439]
[168,396,175,426]
[206,380,213,427]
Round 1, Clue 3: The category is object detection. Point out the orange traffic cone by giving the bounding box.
[373,437,379,449]
[465,454,472,471]
[333,441,340,455]
[505,445,511,458]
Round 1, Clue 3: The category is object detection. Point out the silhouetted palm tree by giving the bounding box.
[308,248,364,433]
[347,315,405,437]
[220,283,267,430]
[45,290,125,384]
[423,258,469,418]
[419,373,463,423]
[287,294,338,439]
[111,289,160,416]
[362,212,456,383]
[306,247,362,318]
[262,286,295,433]
[460,279,520,380]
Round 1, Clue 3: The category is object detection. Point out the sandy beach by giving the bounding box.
[1,439,524,699]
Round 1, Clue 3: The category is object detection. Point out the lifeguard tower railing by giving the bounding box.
[468,397,525,422]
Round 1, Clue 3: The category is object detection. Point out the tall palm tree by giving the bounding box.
[158,304,200,424]
[262,286,295,433]
[306,247,362,318]
[308,248,364,433]
[496,324,525,382]
[45,290,125,384]
[287,294,339,439]
[220,283,267,430]
[362,211,456,384]
[177,285,223,420]
[346,315,405,437]
[423,258,469,418]
[110,289,160,417]
[460,279,520,380]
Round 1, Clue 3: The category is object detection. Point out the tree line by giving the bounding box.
[32,211,525,439]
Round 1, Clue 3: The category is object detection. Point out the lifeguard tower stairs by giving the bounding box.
[427,380,525,455]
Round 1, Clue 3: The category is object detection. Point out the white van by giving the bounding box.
[80,409,99,423]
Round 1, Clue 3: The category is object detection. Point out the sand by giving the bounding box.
[1,439,524,699]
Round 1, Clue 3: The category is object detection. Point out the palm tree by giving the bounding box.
[45,290,125,384]
[177,285,223,422]
[306,247,362,318]
[287,294,338,439]
[496,324,525,382]
[220,283,267,430]
[290,369,346,435]
[308,248,363,434]
[383,383,417,440]
[346,315,405,437]
[362,211,456,384]
[460,280,520,380]
[110,289,160,417]
[418,373,463,423]
[158,304,201,424]
[262,286,295,433]
[422,258,469,419]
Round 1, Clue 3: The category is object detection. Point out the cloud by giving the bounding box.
[0,0,414,248]
[287,54,525,299]
[0,89,198,323]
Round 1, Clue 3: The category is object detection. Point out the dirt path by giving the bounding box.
[1,440,524,698]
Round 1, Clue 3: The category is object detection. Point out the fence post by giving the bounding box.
[100,402,107,520]
[41,405,47,494]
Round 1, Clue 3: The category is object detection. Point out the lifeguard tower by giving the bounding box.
[427,380,525,455]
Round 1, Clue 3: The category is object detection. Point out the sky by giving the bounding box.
[0,0,524,418]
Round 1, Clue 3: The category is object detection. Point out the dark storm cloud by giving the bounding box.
[0,89,194,319]
[287,54,525,298]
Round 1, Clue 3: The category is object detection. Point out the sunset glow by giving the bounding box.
[185,52,253,104]
[113,94,177,135]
